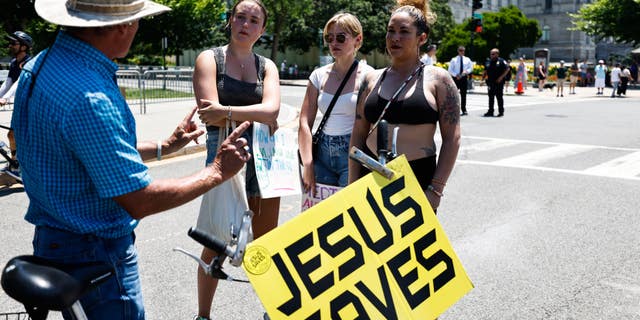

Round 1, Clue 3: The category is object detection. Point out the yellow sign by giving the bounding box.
[243,156,473,319]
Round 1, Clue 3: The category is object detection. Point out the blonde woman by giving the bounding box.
[298,13,373,194]
[349,0,461,212]
[192,0,281,318]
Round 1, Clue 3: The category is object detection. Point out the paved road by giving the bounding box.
[1,84,639,319]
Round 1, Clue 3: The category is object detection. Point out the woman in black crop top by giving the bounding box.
[192,1,281,319]
[349,0,461,212]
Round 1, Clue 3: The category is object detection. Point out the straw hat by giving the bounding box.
[35,0,171,28]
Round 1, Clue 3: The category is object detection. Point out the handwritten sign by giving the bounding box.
[301,182,342,211]
[243,155,473,319]
[252,122,302,198]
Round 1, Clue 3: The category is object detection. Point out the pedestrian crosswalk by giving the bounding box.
[455,136,640,181]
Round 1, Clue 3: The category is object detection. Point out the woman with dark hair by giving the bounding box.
[192,0,280,318]
[349,0,461,212]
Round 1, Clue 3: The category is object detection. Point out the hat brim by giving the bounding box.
[35,0,171,28]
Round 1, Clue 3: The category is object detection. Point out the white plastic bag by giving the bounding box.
[196,120,250,242]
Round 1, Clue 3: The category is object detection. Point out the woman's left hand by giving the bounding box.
[197,99,227,125]
[425,190,441,211]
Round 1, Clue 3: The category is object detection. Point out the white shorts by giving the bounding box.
[595,78,605,88]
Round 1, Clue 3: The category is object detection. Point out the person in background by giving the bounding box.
[298,12,373,194]
[594,59,607,95]
[579,59,588,87]
[536,61,546,92]
[349,0,461,212]
[482,48,510,117]
[569,58,579,94]
[192,0,281,319]
[503,59,513,93]
[609,62,621,98]
[420,43,437,66]
[617,65,630,96]
[447,45,472,116]
[0,31,32,106]
[0,31,32,176]
[12,0,251,317]
[556,60,567,97]
[515,57,528,91]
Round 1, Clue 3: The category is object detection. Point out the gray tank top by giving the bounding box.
[212,46,266,107]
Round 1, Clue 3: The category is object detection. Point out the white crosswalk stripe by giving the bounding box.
[453,136,640,181]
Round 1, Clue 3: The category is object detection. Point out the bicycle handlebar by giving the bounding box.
[188,227,230,257]
[377,120,388,165]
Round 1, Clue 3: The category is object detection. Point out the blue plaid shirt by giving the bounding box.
[12,32,151,238]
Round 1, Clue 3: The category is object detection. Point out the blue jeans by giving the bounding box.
[32,226,144,320]
[314,132,350,187]
[206,126,260,197]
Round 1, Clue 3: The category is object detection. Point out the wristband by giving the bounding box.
[226,105,232,121]
[427,184,443,197]
[157,139,163,161]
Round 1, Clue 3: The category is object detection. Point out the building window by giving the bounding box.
[545,0,552,11]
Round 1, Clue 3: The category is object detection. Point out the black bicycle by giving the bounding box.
[0,124,21,185]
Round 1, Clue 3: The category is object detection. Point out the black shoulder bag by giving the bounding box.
[301,60,359,165]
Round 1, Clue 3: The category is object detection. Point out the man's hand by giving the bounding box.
[211,121,252,182]
[166,106,205,153]
[0,98,7,106]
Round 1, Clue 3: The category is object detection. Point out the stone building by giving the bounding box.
[448,0,632,63]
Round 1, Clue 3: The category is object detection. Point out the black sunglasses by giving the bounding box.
[324,33,347,44]
[8,41,20,46]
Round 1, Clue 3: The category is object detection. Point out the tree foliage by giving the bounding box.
[570,0,640,46]
[439,5,540,63]
[132,0,226,62]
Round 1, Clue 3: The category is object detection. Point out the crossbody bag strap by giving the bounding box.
[368,63,425,136]
[312,60,359,143]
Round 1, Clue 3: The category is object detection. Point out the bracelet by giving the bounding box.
[431,177,447,187]
[427,184,443,197]
[226,105,232,121]
[156,139,163,161]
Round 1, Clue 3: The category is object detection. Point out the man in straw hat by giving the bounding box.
[11,0,252,317]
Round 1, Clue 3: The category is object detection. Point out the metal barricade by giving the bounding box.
[116,68,195,114]
[141,69,194,114]
[116,70,144,113]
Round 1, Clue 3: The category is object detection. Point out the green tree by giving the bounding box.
[131,0,226,65]
[439,5,540,63]
[429,0,455,46]
[570,0,640,45]
[261,0,315,61]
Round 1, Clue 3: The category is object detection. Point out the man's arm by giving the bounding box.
[117,121,251,220]
[137,105,204,161]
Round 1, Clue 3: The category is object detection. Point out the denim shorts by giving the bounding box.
[314,132,351,187]
[206,126,260,197]
[32,226,144,320]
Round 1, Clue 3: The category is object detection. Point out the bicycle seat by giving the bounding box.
[1,255,113,311]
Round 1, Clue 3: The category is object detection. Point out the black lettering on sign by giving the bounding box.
[318,214,365,281]
[285,232,333,299]
[387,246,429,309]
[330,290,369,320]
[305,310,321,320]
[415,229,455,293]
[348,188,393,254]
[273,252,302,315]
[355,266,398,320]
[381,176,423,238]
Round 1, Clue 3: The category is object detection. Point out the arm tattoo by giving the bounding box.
[356,77,369,107]
[439,74,460,125]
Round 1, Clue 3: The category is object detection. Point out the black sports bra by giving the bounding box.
[364,68,438,125]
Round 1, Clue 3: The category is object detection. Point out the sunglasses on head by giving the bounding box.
[324,33,347,44]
